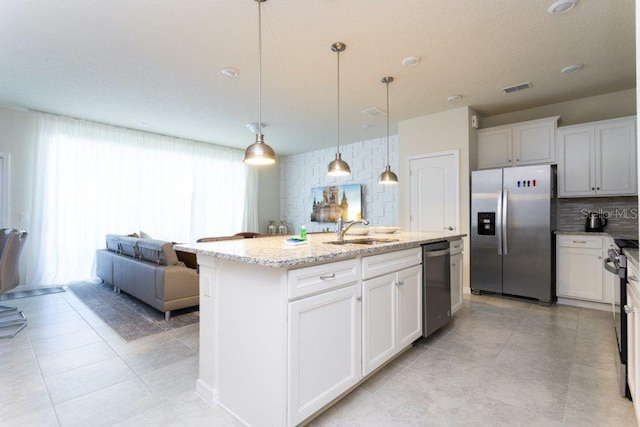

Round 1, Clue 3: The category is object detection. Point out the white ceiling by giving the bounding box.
[0,0,635,155]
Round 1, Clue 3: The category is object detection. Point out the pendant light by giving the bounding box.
[378,76,398,184]
[326,42,351,176]
[243,0,276,165]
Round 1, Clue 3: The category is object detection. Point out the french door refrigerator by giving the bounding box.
[471,164,556,305]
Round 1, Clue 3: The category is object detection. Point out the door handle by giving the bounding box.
[496,188,503,256]
[502,188,508,255]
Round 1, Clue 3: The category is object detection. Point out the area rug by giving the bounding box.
[0,287,65,300]
[68,281,199,342]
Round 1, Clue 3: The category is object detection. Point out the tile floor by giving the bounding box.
[0,291,636,426]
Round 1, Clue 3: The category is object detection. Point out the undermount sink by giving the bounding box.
[325,238,400,246]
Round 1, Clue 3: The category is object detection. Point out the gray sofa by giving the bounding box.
[96,234,198,320]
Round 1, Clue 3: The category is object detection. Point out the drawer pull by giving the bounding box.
[356,296,362,302]
[319,273,336,280]
[572,241,587,244]
[625,305,636,314]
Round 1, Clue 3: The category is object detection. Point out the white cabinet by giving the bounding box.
[362,249,422,376]
[626,260,640,421]
[288,283,362,426]
[477,116,559,169]
[450,240,463,314]
[557,235,607,302]
[557,116,637,197]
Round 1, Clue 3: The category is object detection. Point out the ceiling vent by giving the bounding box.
[362,107,387,118]
[502,81,532,94]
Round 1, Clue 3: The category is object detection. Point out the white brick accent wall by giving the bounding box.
[280,136,398,234]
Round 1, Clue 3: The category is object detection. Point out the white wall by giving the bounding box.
[482,89,636,128]
[257,164,281,234]
[280,136,398,234]
[398,106,476,290]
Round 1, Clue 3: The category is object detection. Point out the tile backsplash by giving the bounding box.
[558,196,638,238]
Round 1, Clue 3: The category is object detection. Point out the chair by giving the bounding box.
[196,235,244,243]
[0,230,28,338]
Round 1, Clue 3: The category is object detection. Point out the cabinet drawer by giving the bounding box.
[362,248,421,280]
[558,235,602,249]
[288,259,359,300]
[450,240,464,255]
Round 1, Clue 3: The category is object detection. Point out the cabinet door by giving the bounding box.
[595,119,637,196]
[557,126,596,197]
[513,119,556,166]
[397,265,423,349]
[477,127,512,169]
[288,283,362,426]
[450,253,463,314]
[362,273,396,376]
[557,247,603,301]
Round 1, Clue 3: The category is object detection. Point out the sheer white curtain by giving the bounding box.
[27,113,255,288]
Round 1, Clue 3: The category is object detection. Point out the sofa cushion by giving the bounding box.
[118,236,140,258]
[137,239,179,266]
[106,234,120,252]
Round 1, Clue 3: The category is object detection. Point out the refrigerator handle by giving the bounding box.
[502,188,508,255]
[496,188,503,256]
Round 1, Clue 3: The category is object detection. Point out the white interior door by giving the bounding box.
[408,151,458,232]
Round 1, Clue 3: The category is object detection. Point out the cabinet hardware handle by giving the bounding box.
[597,187,600,190]
[356,296,362,302]
[598,256,602,260]
[395,281,401,287]
[516,158,520,162]
[625,305,636,314]
[319,273,336,280]
[591,187,595,191]
[508,159,512,163]
[452,263,456,267]
[629,275,639,283]
[400,280,405,286]
[572,241,587,244]
[444,226,454,231]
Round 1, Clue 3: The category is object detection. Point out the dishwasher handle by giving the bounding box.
[424,248,450,258]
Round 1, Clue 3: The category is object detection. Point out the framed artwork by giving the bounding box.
[310,184,362,223]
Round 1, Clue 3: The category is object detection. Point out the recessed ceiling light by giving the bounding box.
[362,124,375,129]
[221,67,240,77]
[547,0,579,14]
[402,56,421,66]
[560,64,583,74]
[447,95,463,103]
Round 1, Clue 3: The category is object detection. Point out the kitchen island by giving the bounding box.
[176,231,465,426]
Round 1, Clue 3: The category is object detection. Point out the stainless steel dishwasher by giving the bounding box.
[422,241,451,337]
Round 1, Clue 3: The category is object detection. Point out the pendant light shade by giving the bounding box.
[327,42,351,176]
[378,76,398,184]
[244,0,276,166]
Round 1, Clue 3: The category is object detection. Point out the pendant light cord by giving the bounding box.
[258,0,262,136]
[336,49,340,153]
[386,79,390,166]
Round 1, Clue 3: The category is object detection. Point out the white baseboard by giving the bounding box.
[195,379,216,406]
[463,286,471,294]
[557,297,613,312]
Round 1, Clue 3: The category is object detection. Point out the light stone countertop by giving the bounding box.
[175,231,466,268]
[555,231,610,236]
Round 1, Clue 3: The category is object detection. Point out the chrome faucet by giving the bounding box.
[336,217,370,241]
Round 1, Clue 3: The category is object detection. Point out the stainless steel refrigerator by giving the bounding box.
[470,164,556,305]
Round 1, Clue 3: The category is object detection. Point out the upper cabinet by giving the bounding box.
[557,116,637,198]
[477,116,559,170]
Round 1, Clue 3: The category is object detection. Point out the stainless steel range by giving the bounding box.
[605,238,638,399]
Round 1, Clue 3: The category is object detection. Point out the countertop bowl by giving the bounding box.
[345,227,370,236]
[371,226,399,234]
